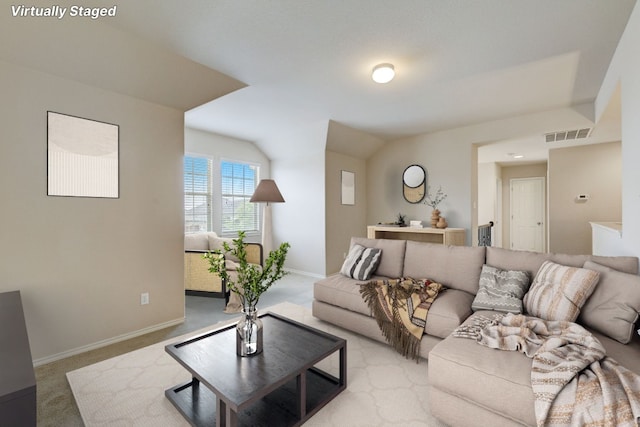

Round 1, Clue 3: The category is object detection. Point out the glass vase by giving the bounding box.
[236,307,263,357]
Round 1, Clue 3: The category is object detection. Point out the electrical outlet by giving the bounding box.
[140,292,149,305]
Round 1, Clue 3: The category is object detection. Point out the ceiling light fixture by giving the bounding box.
[372,63,395,83]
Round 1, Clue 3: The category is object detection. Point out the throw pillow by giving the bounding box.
[471,265,530,314]
[523,260,600,322]
[340,244,365,277]
[208,235,240,262]
[352,247,383,280]
[340,244,382,281]
[578,261,640,344]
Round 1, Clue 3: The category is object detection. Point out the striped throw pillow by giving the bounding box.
[471,265,530,314]
[340,244,382,281]
[523,260,600,322]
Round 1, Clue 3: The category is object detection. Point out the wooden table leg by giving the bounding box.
[297,371,307,419]
[216,396,225,426]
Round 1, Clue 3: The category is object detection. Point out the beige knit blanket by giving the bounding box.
[453,314,640,427]
[360,278,443,360]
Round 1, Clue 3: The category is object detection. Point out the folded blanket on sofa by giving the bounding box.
[453,314,640,427]
[360,278,443,360]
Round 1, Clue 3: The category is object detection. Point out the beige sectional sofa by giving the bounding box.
[312,237,640,426]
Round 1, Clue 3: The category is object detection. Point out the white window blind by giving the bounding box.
[221,161,259,234]
[184,156,212,233]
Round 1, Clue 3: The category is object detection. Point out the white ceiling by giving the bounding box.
[65,1,639,160]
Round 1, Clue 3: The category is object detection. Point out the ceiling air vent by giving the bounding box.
[544,128,591,143]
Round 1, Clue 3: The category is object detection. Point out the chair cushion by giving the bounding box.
[579,261,640,344]
[523,260,599,322]
[184,233,211,251]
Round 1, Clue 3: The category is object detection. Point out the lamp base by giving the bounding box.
[262,204,273,258]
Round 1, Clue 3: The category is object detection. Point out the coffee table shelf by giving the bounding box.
[165,312,346,427]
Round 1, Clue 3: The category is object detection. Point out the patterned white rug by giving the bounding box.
[67,302,447,426]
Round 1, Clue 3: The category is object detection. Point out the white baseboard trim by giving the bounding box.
[33,317,185,367]
[284,268,326,279]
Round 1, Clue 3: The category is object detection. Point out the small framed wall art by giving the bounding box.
[341,170,355,205]
[47,111,119,198]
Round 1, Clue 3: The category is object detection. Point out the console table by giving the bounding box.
[367,225,466,246]
[0,291,36,426]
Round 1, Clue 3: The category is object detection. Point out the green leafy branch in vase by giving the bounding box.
[203,231,290,310]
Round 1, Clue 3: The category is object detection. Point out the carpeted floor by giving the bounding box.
[67,302,447,426]
[35,273,314,426]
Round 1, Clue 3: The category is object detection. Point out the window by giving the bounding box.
[184,156,212,233]
[221,161,259,234]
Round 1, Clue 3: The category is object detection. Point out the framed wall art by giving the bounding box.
[47,111,119,198]
[341,170,355,205]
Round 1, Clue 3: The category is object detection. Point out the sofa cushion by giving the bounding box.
[340,244,382,280]
[313,274,375,317]
[313,274,473,338]
[471,265,530,314]
[402,241,486,295]
[350,237,406,278]
[424,289,474,339]
[486,246,639,280]
[429,312,640,427]
[428,311,536,426]
[184,233,210,251]
[579,261,640,344]
[523,260,599,322]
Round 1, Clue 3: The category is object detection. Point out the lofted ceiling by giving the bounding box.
[10,0,637,161]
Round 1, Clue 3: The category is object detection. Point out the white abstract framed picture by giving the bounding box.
[341,170,355,205]
[47,111,119,198]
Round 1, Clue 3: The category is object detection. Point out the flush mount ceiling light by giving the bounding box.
[372,63,395,83]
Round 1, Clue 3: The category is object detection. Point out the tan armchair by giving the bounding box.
[184,233,263,305]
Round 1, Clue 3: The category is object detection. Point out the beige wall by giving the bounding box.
[0,60,185,363]
[325,151,367,274]
[500,163,548,251]
[596,2,640,258]
[548,142,621,254]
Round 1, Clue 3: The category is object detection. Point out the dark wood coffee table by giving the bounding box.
[165,312,346,426]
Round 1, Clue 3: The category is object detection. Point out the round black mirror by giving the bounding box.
[402,165,426,203]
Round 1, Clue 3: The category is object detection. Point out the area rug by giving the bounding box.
[67,302,447,426]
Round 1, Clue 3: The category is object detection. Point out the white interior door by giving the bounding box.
[510,177,545,252]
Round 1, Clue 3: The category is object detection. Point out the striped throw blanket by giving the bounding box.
[454,313,640,427]
[360,278,443,360]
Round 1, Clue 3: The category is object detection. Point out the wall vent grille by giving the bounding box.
[544,128,591,143]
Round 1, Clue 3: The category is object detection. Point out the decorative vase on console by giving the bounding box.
[430,209,440,228]
[436,217,448,229]
[204,231,290,357]
[423,185,448,228]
